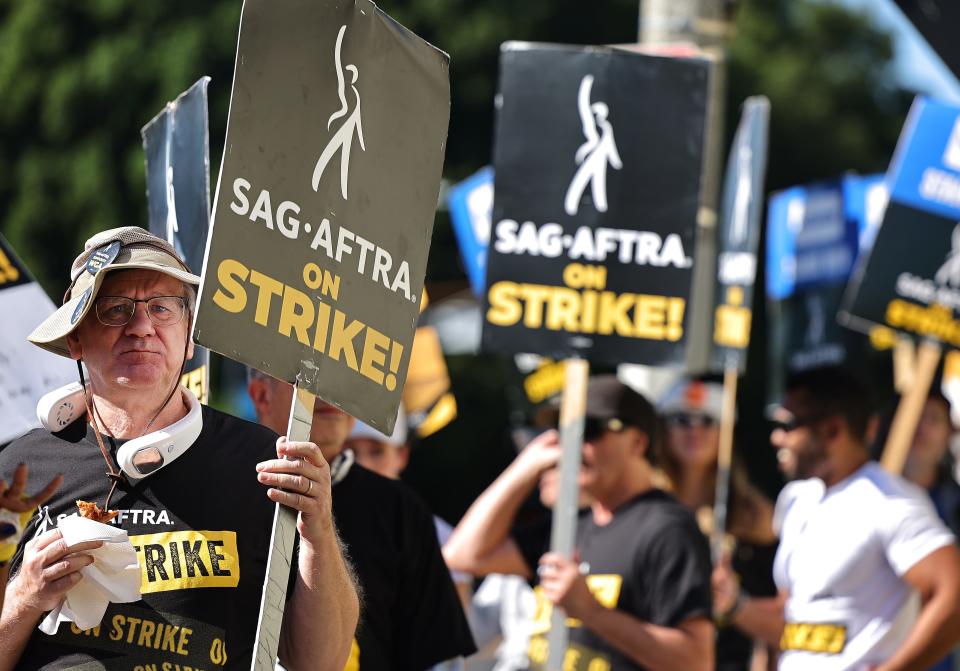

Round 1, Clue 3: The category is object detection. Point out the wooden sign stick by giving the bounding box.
[251,382,315,671]
[881,339,942,474]
[546,358,590,670]
[711,365,738,562]
[893,336,917,394]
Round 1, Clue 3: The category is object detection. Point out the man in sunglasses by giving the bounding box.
[713,365,960,670]
[445,375,714,671]
[0,227,358,671]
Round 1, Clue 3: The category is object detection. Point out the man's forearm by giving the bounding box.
[578,607,713,671]
[0,579,42,671]
[876,589,960,671]
[730,596,786,648]
[279,529,359,671]
[443,457,540,575]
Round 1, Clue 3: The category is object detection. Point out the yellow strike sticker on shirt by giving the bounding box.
[780,622,847,654]
[530,574,623,635]
[130,531,240,594]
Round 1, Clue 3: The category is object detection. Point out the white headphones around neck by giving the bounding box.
[36,382,203,480]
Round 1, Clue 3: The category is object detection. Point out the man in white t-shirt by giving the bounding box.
[713,366,960,670]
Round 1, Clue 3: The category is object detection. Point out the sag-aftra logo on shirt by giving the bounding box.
[130,531,240,593]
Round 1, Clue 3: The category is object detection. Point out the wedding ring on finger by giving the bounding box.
[305,479,313,496]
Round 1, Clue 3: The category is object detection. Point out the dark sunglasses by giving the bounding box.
[665,413,717,429]
[548,416,629,441]
[768,411,832,433]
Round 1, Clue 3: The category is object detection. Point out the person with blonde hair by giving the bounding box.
[657,378,777,671]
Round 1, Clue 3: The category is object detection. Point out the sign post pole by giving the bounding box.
[251,383,316,671]
[711,364,738,560]
[881,339,942,474]
[893,336,917,394]
[546,358,590,670]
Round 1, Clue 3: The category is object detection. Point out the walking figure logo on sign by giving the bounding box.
[935,224,960,288]
[313,24,366,199]
[564,75,622,216]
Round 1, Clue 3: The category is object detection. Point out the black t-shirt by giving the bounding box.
[513,489,712,671]
[1,406,278,671]
[333,461,475,670]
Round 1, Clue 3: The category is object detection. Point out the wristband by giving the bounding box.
[714,588,747,628]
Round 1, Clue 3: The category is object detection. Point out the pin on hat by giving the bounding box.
[657,379,725,423]
[28,226,201,358]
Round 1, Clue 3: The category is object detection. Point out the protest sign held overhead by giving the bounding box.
[765,174,892,400]
[194,0,451,433]
[841,97,960,348]
[0,235,76,443]
[142,77,213,403]
[710,96,769,371]
[481,43,710,366]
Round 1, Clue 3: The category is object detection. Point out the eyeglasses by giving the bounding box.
[665,413,717,430]
[94,296,187,327]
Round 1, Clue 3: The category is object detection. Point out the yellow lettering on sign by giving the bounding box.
[486,281,685,342]
[210,259,405,391]
[130,531,240,593]
[180,366,208,404]
[886,300,960,347]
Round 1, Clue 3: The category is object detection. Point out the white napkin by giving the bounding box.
[39,514,141,634]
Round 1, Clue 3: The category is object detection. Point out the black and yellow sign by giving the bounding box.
[842,203,960,347]
[841,97,960,348]
[0,234,30,291]
[194,0,450,432]
[481,44,710,366]
[709,97,769,372]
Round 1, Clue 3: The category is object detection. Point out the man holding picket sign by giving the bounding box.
[714,98,960,670]
[453,41,716,670]
[191,0,455,668]
[445,375,714,671]
[0,227,359,670]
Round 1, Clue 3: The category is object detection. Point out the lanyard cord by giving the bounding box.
[75,321,191,512]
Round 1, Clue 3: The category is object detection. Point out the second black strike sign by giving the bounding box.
[481,43,711,366]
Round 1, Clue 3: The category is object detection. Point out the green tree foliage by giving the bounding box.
[0,0,912,294]
[727,0,911,192]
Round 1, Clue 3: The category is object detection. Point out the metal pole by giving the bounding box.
[545,358,590,670]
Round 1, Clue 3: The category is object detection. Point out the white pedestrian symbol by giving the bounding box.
[564,75,622,217]
[165,165,179,240]
[312,25,365,199]
[935,224,960,288]
[729,145,753,246]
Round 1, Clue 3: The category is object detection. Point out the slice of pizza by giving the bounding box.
[76,500,119,524]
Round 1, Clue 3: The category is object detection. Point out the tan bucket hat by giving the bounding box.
[28,226,201,358]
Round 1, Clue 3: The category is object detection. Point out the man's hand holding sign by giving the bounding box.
[194,0,450,669]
